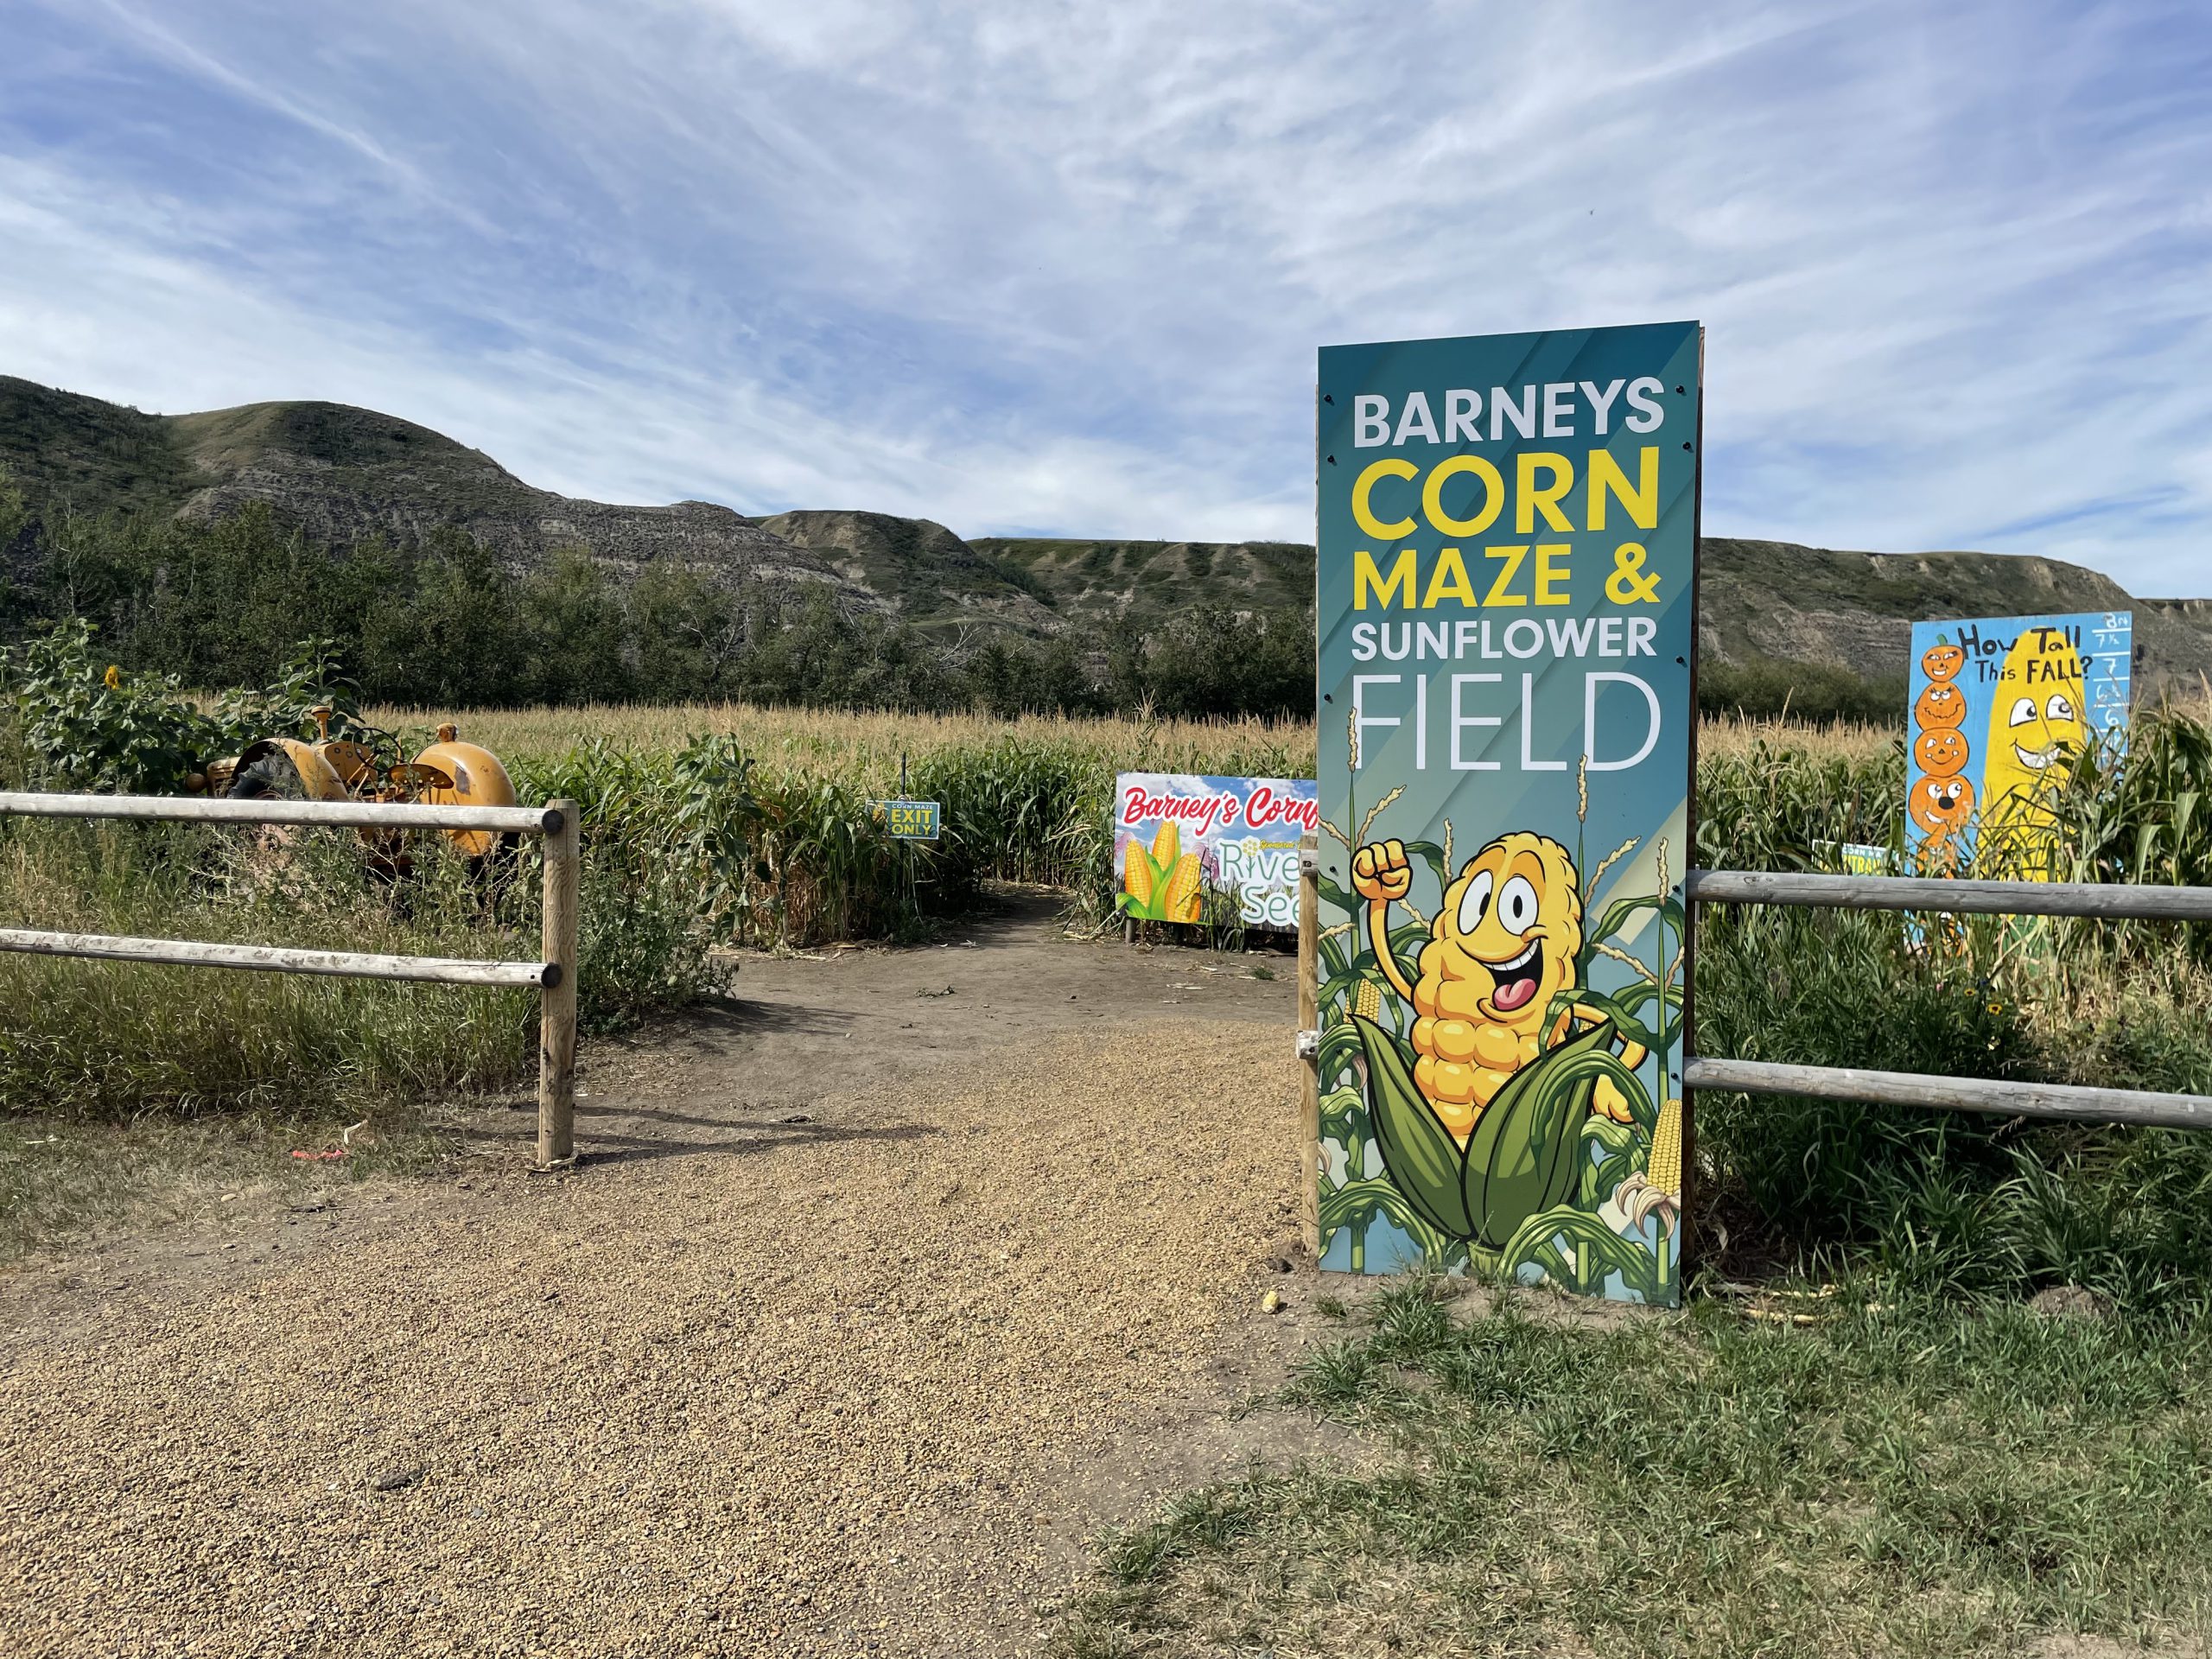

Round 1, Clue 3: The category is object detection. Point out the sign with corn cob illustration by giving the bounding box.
[1904,613,2131,880]
[1116,773,1319,927]
[1313,322,1701,1304]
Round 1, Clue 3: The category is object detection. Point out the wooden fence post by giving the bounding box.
[538,798,580,1166]
[1297,832,1320,1257]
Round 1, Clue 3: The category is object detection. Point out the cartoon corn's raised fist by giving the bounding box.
[1352,838,1413,903]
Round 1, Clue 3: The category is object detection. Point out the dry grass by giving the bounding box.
[1697,709,1900,762]
[376,701,1320,778]
[387,698,1965,777]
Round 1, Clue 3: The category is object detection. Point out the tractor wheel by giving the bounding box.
[226,750,311,800]
[467,830,522,904]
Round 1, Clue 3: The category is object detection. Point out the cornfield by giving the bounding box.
[385,702,1314,946]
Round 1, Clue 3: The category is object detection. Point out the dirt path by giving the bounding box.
[0,896,1350,1657]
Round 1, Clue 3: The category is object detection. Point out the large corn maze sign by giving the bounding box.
[1313,322,1701,1304]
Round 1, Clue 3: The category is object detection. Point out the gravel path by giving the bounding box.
[0,903,1315,1656]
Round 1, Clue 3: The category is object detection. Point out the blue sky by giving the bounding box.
[3,0,2209,594]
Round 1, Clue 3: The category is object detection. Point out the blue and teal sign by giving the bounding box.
[1313,322,1701,1304]
[878,800,941,841]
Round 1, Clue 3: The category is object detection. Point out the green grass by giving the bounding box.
[1058,1282,2212,1659]
[1692,709,2212,1309]
[1066,704,2212,1658]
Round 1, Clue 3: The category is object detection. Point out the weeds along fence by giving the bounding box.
[0,791,582,1163]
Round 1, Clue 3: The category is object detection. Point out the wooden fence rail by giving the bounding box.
[0,790,582,1165]
[1682,1056,2212,1131]
[1682,867,2212,1126]
[0,789,561,836]
[1686,868,2212,922]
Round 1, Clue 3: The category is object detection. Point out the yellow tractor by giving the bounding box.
[206,708,519,874]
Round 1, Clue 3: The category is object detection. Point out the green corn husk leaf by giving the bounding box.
[1582,892,1684,957]
[1407,838,1448,886]
[1496,1203,1660,1298]
[1317,1022,1365,1077]
[1319,966,1370,1006]
[1353,1014,1472,1240]
[1551,983,1665,1052]
[1315,870,1361,915]
[1461,1017,1620,1252]
[1143,847,1172,919]
[1387,920,1429,961]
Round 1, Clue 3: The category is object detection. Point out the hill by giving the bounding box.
[3,376,2206,696]
[755,511,1059,636]
[947,532,2212,694]
[1698,538,2212,694]
[969,537,1315,628]
[0,376,874,606]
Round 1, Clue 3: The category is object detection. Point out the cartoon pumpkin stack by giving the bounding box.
[1909,639,1974,871]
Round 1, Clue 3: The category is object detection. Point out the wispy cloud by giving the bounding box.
[2,0,2209,589]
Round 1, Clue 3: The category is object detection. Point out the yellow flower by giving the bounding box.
[103,664,122,690]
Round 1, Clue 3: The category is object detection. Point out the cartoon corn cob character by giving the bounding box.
[1351,830,1647,1139]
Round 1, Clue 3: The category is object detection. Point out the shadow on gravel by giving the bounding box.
[664,999,856,1045]
[580,1118,938,1168]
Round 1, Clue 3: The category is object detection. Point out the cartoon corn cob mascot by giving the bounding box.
[1979,626,2087,881]
[1351,830,1646,1139]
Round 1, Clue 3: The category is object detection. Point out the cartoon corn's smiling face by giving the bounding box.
[1984,628,2086,797]
[1979,627,2087,876]
[1351,830,1643,1142]
[1996,685,2083,774]
[1423,833,1581,1034]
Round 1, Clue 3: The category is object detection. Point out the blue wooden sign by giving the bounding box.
[879,800,941,841]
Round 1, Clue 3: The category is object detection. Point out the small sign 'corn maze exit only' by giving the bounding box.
[878,800,941,841]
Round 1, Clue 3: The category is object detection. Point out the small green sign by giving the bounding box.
[880,799,940,841]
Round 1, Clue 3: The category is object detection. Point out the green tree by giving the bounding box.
[631,562,741,700]
[519,549,634,705]
[394,531,530,707]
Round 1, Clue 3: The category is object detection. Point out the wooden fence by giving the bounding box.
[0,790,582,1165]
[1681,868,2212,1130]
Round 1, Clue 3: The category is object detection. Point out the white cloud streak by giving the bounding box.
[2,0,2209,588]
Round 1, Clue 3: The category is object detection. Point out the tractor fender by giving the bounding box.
[412,739,518,858]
